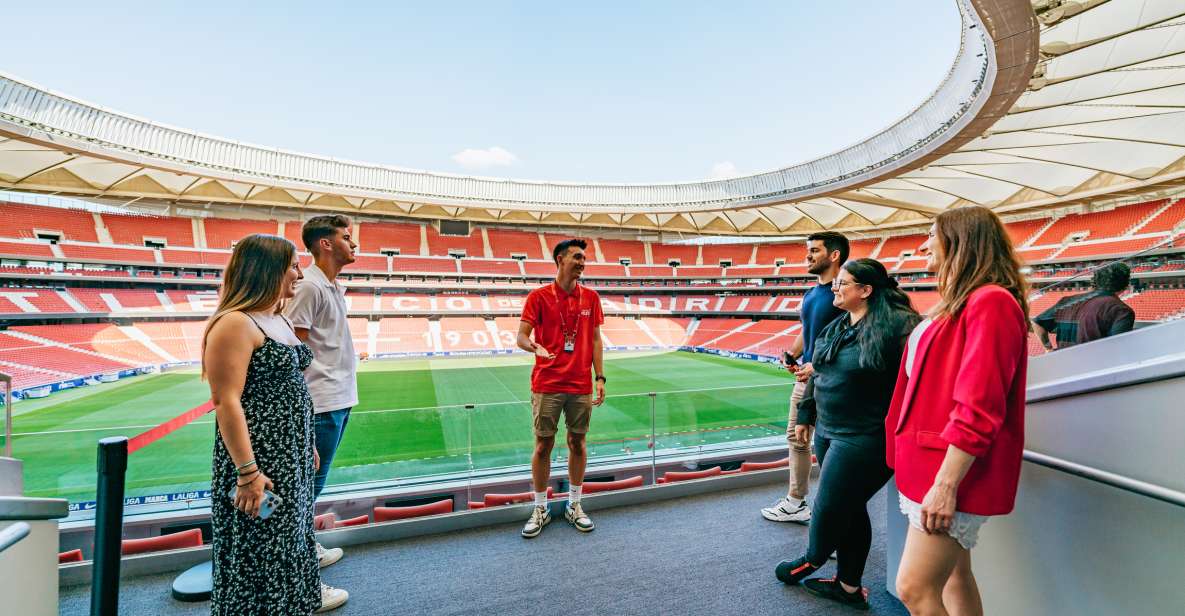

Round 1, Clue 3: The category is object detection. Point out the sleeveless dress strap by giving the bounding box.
[243,313,268,335]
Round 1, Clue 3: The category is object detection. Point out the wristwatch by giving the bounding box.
[595,375,607,384]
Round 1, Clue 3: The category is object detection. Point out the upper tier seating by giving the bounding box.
[754,243,799,265]
[598,239,647,264]
[59,244,155,264]
[460,259,522,276]
[702,244,754,266]
[522,260,556,276]
[425,226,484,257]
[1003,218,1050,247]
[359,221,422,255]
[487,229,545,259]
[390,256,457,274]
[0,239,56,259]
[0,289,75,313]
[876,235,926,260]
[651,243,697,266]
[0,202,98,242]
[203,218,279,249]
[1058,237,1162,259]
[70,288,165,313]
[1124,289,1185,321]
[630,266,674,278]
[848,238,881,260]
[675,266,723,278]
[102,212,194,247]
[1032,201,1165,245]
[1139,199,1185,234]
[161,248,231,267]
[726,265,777,278]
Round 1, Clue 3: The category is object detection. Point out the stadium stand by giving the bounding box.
[701,244,753,266]
[1138,199,1185,234]
[425,225,484,257]
[0,289,76,314]
[1124,289,1185,321]
[651,243,697,266]
[700,320,795,353]
[848,238,882,260]
[487,229,545,259]
[375,317,433,355]
[0,239,57,258]
[876,234,927,260]
[1057,237,1163,259]
[203,218,279,249]
[1032,201,1165,245]
[358,221,422,255]
[438,317,500,352]
[102,212,195,248]
[1004,218,1050,247]
[0,202,99,242]
[460,259,522,276]
[754,243,799,265]
[58,244,155,264]
[598,239,647,264]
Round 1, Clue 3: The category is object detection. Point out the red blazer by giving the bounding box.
[885,284,1027,516]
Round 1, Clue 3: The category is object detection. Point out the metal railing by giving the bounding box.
[0,521,29,554]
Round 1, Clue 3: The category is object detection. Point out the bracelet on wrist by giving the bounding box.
[236,474,261,487]
[237,468,260,478]
[236,459,257,472]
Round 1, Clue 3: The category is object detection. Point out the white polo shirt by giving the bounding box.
[284,263,358,413]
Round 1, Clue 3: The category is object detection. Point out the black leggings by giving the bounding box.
[806,431,893,586]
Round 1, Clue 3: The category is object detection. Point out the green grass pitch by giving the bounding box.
[6,351,794,503]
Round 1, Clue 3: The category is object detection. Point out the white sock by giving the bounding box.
[534,491,548,507]
[569,484,582,504]
[786,495,804,507]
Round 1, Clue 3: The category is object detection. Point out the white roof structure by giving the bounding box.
[1,0,1183,234]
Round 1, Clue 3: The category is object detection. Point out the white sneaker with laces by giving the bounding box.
[760,496,812,523]
[316,541,343,568]
[315,583,349,613]
[521,505,551,538]
[564,502,594,532]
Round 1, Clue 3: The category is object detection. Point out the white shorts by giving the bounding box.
[898,493,988,550]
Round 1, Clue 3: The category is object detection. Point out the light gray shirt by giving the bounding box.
[284,263,358,413]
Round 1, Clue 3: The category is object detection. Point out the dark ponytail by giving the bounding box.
[843,258,922,370]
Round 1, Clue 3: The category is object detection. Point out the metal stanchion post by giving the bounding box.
[1,372,12,459]
[91,436,128,616]
[648,392,657,484]
[465,404,474,506]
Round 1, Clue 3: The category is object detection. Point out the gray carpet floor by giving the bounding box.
[60,481,907,615]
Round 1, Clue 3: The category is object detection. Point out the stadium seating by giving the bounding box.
[58,549,84,564]
[651,243,697,266]
[686,319,751,347]
[582,475,645,494]
[675,266,723,278]
[656,467,722,484]
[1139,199,1185,233]
[754,243,799,265]
[460,259,522,276]
[0,289,75,314]
[314,513,338,531]
[121,528,203,555]
[0,239,56,258]
[1032,201,1165,245]
[487,229,545,259]
[467,488,554,510]
[438,318,500,352]
[0,202,98,242]
[848,238,882,260]
[702,244,754,266]
[58,244,156,264]
[1004,218,1050,247]
[373,498,453,522]
[876,234,927,260]
[1124,289,1185,321]
[336,515,370,528]
[375,318,433,355]
[722,458,789,474]
[702,320,796,353]
[391,255,457,274]
[203,218,279,249]
[161,248,231,267]
[1057,237,1162,259]
[358,221,422,255]
[598,239,647,264]
[425,225,484,257]
[102,212,195,247]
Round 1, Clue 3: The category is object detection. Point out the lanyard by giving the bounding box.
[552,282,582,337]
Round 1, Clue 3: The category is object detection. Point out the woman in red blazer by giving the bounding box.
[888,207,1029,616]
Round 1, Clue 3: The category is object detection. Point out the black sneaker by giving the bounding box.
[802,577,870,610]
[774,557,818,585]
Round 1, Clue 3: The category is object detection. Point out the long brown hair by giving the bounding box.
[931,207,1029,318]
[201,234,297,377]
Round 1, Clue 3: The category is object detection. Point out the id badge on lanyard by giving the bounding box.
[555,284,580,353]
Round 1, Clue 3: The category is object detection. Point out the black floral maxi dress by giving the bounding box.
[211,331,320,615]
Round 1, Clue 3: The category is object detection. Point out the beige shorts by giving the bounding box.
[531,392,592,438]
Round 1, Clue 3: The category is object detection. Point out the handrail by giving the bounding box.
[1022,450,1185,509]
[0,521,30,554]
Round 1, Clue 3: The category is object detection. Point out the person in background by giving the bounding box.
[761,231,848,524]
[890,207,1029,616]
[204,234,347,615]
[517,239,606,538]
[775,258,921,610]
[284,214,358,569]
[1033,262,1135,351]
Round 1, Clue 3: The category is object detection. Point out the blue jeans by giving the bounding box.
[312,407,352,500]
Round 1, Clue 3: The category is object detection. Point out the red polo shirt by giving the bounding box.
[520,282,604,394]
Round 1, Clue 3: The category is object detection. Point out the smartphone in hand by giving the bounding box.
[227,486,283,519]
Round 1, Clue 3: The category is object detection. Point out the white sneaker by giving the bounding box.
[521,505,551,538]
[760,496,812,523]
[315,583,349,613]
[316,541,343,568]
[564,502,595,532]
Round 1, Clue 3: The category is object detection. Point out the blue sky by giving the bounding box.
[2,1,960,183]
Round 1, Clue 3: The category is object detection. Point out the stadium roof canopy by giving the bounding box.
[1,0,1184,235]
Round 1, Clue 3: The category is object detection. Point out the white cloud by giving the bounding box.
[709,161,740,179]
[451,146,519,170]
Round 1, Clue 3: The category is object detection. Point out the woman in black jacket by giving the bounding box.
[774,258,921,609]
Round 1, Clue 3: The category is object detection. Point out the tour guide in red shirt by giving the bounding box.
[516,238,606,538]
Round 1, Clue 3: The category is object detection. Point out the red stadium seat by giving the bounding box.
[722,458,789,475]
[656,467,722,484]
[582,475,644,494]
[373,498,453,522]
[120,528,203,555]
[314,513,337,530]
[336,514,370,528]
[58,549,84,564]
[468,488,554,509]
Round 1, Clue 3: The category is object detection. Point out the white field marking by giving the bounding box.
[13,420,215,437]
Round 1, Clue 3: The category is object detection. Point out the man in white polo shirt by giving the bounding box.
[284,214,358,569]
